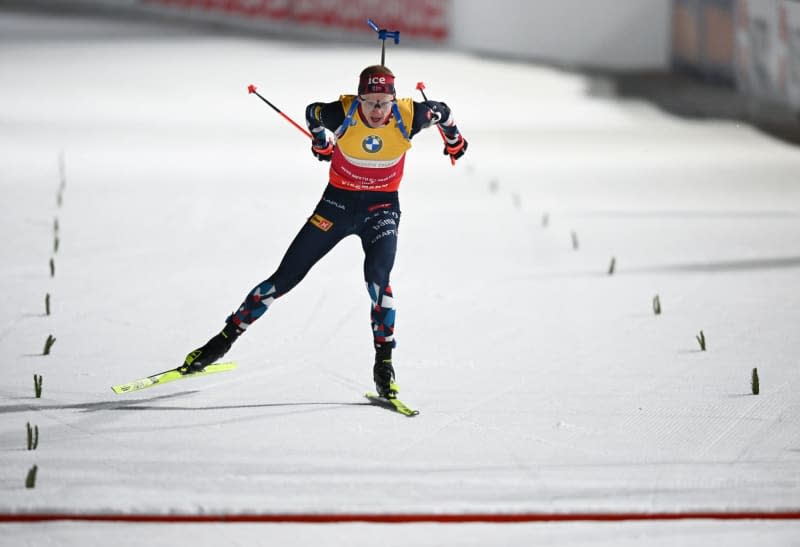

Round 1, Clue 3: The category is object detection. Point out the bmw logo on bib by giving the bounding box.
[362,135,383,153]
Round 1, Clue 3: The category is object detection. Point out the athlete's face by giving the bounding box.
[360,93,394,127]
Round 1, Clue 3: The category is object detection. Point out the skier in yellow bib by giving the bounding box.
[180,64,467,400]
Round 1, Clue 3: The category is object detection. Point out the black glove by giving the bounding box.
[311,137,333,162]
[443,133,468,161]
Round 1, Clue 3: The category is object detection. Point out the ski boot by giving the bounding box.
[179,322,242,375]
[373,343,399,399]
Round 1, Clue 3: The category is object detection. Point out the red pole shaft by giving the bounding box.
[248,84,312,139]
[277,110,312,139]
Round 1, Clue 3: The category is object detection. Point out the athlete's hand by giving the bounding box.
[312,138,333,162]
[443,134,468,161]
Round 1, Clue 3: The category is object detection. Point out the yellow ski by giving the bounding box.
[111,362,237,394]
[365,392,419,417]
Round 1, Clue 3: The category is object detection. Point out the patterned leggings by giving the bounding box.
[227,185,400,347]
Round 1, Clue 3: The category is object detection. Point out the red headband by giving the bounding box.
[359,73,395,95]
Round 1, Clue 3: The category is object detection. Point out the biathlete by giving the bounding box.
[179,64,467,399]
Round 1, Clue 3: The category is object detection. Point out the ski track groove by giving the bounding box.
[393,386,520,458]
[698,397,772,461]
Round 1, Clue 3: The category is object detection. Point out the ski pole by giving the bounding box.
[367,18,400,65]
[247,84,312,139]
[416,81,455,166]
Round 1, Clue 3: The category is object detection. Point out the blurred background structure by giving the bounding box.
[4,0,798,142]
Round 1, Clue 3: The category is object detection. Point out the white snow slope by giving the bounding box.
[1,10,799,547]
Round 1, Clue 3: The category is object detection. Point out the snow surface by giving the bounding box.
[1,9,800,546]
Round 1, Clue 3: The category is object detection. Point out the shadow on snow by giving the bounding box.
[0,391,369,414]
